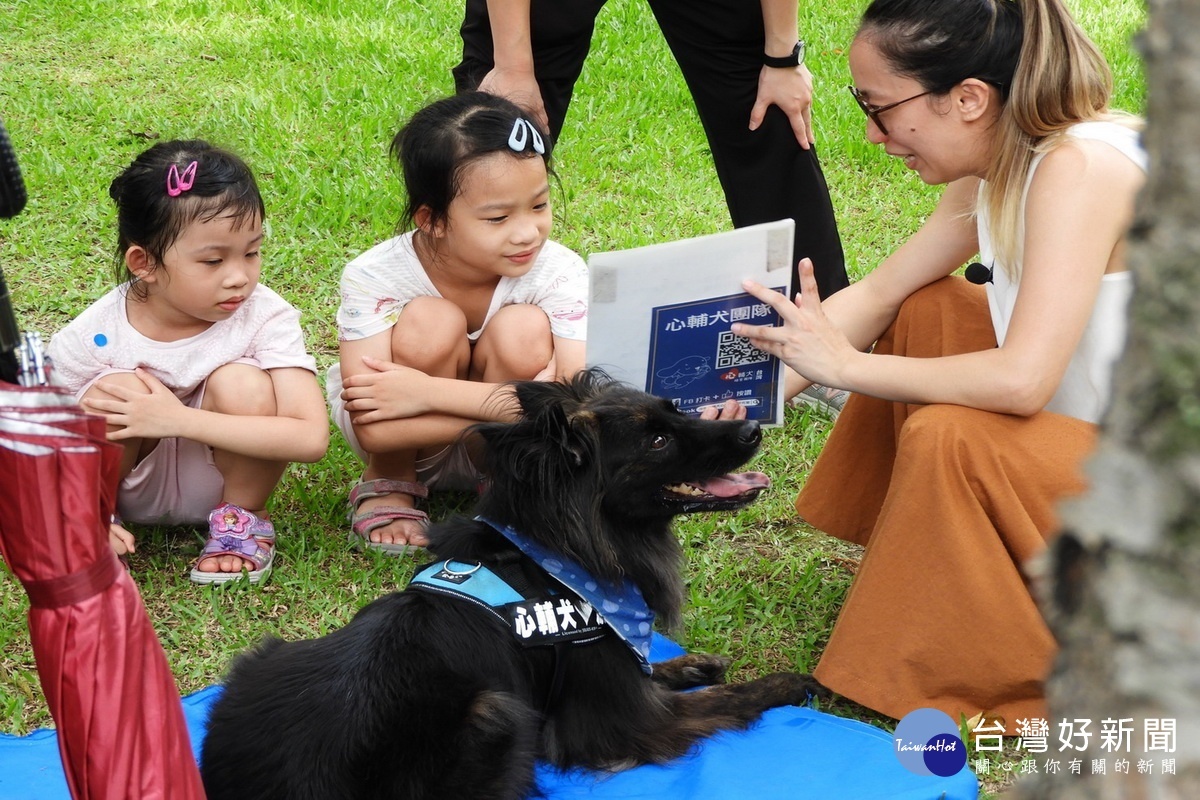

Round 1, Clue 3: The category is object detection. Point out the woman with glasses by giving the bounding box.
[733,0,1145,727]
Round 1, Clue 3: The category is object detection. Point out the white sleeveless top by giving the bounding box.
[977,121,1146,423]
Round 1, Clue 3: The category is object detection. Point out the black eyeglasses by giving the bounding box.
[848,86,933,136]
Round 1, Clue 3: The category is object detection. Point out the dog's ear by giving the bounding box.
[471,373,622,578]
[511,378,578,422]
[503,373,609,467]
[471,379,601,478]
[562,408,598,467]
[511,369,610,418]
[521,386,598,470]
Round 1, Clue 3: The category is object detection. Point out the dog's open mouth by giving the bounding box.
[663,471,770,510]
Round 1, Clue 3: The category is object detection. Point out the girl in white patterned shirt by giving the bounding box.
[328,92,588,555]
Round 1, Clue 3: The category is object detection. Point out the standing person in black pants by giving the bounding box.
[452,0,850,302]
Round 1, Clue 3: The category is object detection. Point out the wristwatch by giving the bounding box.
[763,40,805,69]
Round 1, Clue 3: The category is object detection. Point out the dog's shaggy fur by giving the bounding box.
[201,371,824,800]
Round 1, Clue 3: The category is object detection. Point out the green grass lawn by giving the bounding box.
[1,0,1146,795]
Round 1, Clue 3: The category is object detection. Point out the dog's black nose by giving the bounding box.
[737,420,761,447]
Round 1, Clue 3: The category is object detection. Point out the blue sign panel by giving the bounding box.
[646,290,784,422]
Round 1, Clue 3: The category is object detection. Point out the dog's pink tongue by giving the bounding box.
[691,471,770,498]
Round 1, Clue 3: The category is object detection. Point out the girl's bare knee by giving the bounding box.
[85,370,150,400]
[204,363,276,416]
[390,297,470,369]
[487,303,549,333]
[476,305,552,378]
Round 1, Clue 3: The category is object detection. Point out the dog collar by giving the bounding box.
[476,516,655,675]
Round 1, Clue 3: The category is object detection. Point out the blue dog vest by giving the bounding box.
[407,517,656,675]
[408,559,610,650]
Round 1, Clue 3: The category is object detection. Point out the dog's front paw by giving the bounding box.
[756,672,831,708]
[795,673,831,704]
[653,653,732,689]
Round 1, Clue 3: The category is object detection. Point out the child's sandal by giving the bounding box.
[347,478,429,556]
[190,502,276,585]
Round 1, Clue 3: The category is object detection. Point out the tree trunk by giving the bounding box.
[1014,0,1200,796]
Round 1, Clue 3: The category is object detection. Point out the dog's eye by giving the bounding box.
[650,434,669,450]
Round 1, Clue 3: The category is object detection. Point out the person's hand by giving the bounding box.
[479,67,550,133]
[341,356,434,424]
[750,63,815,149]
[82,368,187,441]
[698,398,748,421]
[732,258,853,386]
[109,522,135,556]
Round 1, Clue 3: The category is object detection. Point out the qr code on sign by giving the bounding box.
[716,331,770,369]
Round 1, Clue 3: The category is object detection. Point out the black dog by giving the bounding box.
[201,370,824,799]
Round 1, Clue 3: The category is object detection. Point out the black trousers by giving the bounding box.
[453,0,849,298]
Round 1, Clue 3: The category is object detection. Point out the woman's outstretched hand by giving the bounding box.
[731,258,855,390]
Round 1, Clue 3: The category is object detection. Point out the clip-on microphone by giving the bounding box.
[964,262,994,286]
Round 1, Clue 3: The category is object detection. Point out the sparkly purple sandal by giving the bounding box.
[190,503,276,585]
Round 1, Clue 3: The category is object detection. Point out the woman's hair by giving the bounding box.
[390,91,553,236]
[109,140,265,299]
[859,0,1115,274]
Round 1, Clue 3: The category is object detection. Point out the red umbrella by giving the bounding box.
[0,383,205,799]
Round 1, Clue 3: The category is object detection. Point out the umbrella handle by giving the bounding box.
[0,269,19,384]
[1,115,26,383]
[0,117,27,219]
[0,279,49,387]
[0,123,51,387]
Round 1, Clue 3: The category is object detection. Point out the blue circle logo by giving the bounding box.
[894,708,967,777]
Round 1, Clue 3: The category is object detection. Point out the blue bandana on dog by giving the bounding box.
[477,516,655,675]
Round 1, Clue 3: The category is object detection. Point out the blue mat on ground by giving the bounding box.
[0,635,977,799]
